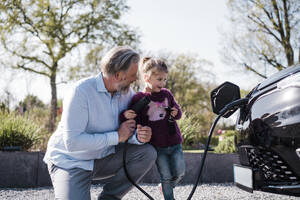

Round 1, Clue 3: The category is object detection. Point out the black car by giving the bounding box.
[211,64,300,197]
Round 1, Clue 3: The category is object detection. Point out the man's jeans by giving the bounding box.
[48,143,157,200]
[156,144,185,200]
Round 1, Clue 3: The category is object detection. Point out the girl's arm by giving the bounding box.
[169,91,182,120]
[119,93,144,123]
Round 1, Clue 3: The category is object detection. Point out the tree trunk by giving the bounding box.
[298,47,300,64]
[284,42,294,66]
[49,74,57,133]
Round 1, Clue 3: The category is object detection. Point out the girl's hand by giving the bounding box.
[124,109,137,119]
[170,107,178,117]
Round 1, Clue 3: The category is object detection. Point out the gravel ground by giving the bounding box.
[0,183,299,200]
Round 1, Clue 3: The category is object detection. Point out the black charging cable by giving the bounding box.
[165,107,176,135]
[123,140,155,200]
[123,97,249,200]
[122,96,155,199]
[187,98,249,199]
[186,114,222,199]
[123,115,222,200]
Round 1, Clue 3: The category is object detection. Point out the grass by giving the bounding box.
[183,149,215,153]
[183,149,204,153]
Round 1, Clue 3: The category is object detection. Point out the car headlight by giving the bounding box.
[297,148,300,159]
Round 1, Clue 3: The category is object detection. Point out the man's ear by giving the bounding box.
[115,71,124,81]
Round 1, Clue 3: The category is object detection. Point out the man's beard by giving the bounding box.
[117,82,130,94]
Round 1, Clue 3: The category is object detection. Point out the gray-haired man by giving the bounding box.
[44,46,157,200]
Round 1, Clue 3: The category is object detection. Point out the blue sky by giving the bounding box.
[1,0,263,105]
[125,0,227,58]
[124,0,263,89]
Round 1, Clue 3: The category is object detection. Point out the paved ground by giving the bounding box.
[0,183,299,200]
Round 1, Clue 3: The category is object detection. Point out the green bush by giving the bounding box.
[223,130,238,137]
[214,135,237,153]
[178,112,201,148]
[0,111,41,151]
[25,107,52,151]
[178,112,221,150]
[198,136,219,146]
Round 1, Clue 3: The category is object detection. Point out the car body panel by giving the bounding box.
[235,64,300,196]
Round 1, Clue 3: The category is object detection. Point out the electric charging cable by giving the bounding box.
[123,98,249,200]
[123,140,155,200]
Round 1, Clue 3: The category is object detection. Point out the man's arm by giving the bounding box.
[61,87,135,152]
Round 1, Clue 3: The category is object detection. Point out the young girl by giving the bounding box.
[121,57,185,200]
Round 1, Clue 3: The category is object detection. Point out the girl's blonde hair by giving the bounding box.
[141,57,168,76]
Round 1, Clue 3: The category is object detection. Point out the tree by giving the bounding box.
[0,89,15,112]
[161,52,217,136]
[0,0,139,132]
[222,0,300,78]
[16,94,45,113]
[161,52,215,114]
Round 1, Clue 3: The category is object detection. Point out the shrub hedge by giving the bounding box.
[0,111,40,151]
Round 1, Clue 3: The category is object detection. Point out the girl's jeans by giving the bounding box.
[156,144,185,200]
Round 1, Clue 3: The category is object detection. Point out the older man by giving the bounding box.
[44,46,157,200]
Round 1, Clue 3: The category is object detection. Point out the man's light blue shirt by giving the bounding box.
[43,73,141,171]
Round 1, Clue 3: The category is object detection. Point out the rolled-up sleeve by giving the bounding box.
[128,131,144,145]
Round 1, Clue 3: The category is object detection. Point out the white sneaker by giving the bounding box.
[158,183,163,199]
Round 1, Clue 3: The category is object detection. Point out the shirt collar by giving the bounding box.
[96,72,108,93]
[96,72,121,96]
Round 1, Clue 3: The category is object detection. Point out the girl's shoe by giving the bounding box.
[158,183,163,199]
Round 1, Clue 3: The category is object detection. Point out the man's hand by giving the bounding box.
[118,120,136,142]
[136,124,152,143]
[124,109,137,119]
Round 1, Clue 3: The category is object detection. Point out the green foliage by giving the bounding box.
[223,130,239,137]
[155,52,217,138]
[198,136,219,147]
[0,111,41,151]
[12,95,51,151]
[178,112,201,147]
[15,94,45,113]
[214,130,239,153]
[0,102,8,112]
[26,107,52,151]
[22,95,45,108]
[214,136,237,153]
[0,0,140,132]
[178,112,219,149]
[164,53,214,114]
[240,89,250,98]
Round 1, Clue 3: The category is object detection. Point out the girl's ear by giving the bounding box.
[144,74,150,82]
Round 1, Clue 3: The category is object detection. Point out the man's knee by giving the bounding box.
[142,144,157,162]
[127,144,157,168]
